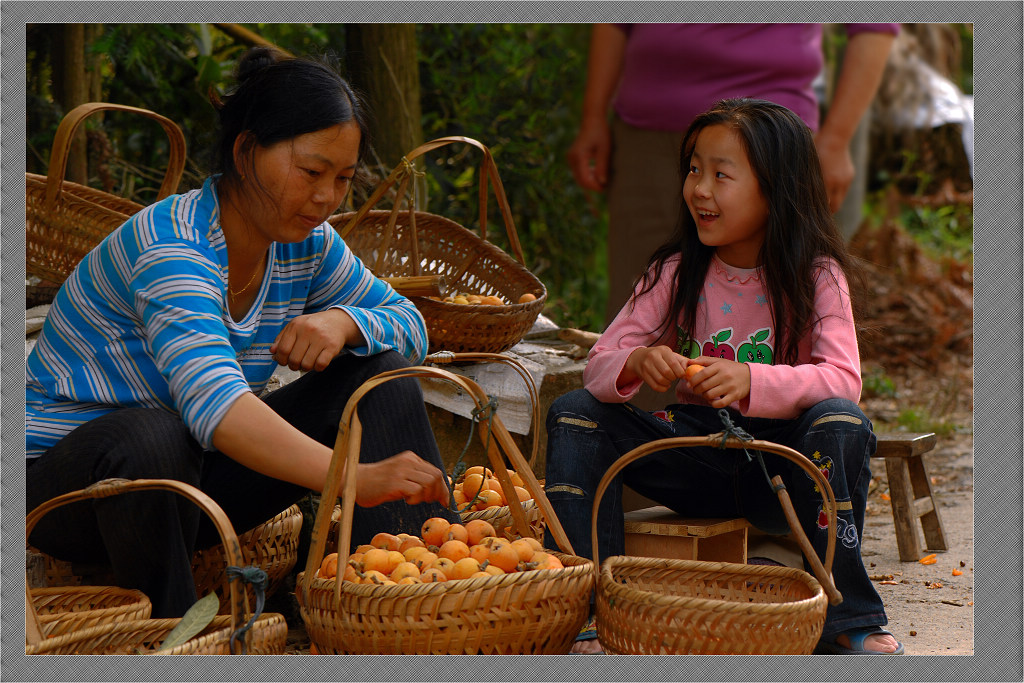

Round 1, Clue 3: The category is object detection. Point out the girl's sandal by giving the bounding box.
[814,626,905,655]
[570,614,603,654]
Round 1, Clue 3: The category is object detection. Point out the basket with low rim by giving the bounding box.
[592,433,844,655]
[26,478,287,655]
[31,585,152,638]
[29,503,302,612]
[329,136,546,354]
[190,503,303,613]
[296,364,594,654]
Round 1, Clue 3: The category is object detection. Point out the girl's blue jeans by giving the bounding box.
[542,388,887,639]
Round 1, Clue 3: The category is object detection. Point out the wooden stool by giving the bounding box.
[623,507,750,564]
[873,432,948,562]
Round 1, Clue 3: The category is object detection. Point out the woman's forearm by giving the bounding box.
[212,391,334,492]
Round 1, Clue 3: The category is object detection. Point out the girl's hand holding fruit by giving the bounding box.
[683,357,751,409]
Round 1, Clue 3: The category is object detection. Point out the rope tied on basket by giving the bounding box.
[446,395,500,513]
[715,409,780,494]
[225,564,269,655]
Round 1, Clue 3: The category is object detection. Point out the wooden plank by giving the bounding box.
[622,506,750,537]
[873,432,937,459]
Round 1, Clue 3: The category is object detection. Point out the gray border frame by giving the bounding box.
[3,2,1021,681]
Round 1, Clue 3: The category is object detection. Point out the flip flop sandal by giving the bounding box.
[814,626,905,655]
[575,614,598,642]
[570,614,604,654]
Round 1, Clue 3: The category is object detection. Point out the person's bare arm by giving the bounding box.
[567,24,628,190]
[213,392,449,506]
[815,31,896,211]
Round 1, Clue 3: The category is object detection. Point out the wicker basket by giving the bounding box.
[591,435,844,655]
[190,503,303,614]
[26,478,287,655]
[330,136,545,354]
[32,585,151,638]
[26,102,186,290]
[29,503,302,612]
[296,365,594,654]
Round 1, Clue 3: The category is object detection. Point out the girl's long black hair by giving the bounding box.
[634,98,864,366]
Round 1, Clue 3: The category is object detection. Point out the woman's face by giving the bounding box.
[238,122,360,243]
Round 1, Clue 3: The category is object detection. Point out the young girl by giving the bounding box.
[544,98,902,655]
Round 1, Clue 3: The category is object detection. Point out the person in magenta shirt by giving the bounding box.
[568,23,899,324]
[545,99,903,655]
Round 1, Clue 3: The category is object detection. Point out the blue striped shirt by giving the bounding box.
[26,176,427,459]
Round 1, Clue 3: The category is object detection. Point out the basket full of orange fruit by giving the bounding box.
[295,364,594,654]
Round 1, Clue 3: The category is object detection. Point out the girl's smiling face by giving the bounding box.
[683,124,769,269]
[238,121,360,243]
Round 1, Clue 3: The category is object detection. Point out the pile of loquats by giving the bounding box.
[316,517,564,586]
[427,292,537,306]
[451,465,532,511]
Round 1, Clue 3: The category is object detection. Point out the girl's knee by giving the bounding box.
[546,389,603,427]
[805,399,873,434]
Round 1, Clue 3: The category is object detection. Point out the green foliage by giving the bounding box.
[896,407,958,438]
[416,24,607,331]
[862,368,898,399]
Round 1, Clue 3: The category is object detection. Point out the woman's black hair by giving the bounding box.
[212,46,372,192]
[635,97,864,366]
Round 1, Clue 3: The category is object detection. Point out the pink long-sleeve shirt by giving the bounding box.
[584,254,862,420]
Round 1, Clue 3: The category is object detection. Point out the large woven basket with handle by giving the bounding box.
[592,434,844,655]
[296,364,593,654]
[329,136,546,354]
[26,478,287,655]
[26,102,186,292]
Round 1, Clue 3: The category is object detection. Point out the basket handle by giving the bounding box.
[337,136,527,267]
[297,364,576,607]
[25,477,248,647]
[425,351,541,474]
[43,102,187,213]
[589,434,843,606]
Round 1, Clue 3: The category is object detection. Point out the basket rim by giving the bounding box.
[25,612,286,655]
[330,209,545,287]
[599,555,826,615]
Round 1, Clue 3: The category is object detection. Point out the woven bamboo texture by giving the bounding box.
[25,614,287,655]
[26,478,286,655]
[591,435,843,655]
[191,503,303,613]
[29,504,301,613]
[296,365,594,654]
[26,102,186,288]
[32,585,152,637]
[331,136,545,354]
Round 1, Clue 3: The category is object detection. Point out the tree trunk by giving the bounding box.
[52,24,89,184]
[344,24,424,172]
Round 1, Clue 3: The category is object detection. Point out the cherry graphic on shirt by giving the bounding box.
[702,329,735,360]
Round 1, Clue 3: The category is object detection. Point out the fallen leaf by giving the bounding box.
[952,568,963,576]
[926,581,944,589]
[919,553,938,565]
[880,580,899,585]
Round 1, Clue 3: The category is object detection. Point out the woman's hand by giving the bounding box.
[623,345,689,393]
[354,451,450,508]
[271,308,364,371]
[685,357,751,408]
